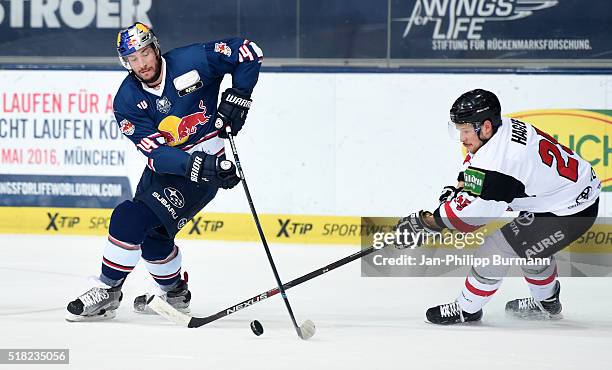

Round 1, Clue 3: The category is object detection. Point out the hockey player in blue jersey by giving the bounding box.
[66,22,263,321]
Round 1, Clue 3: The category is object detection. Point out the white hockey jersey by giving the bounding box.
[434,117,601,232]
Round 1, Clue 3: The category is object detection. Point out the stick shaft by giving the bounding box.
[188,245,377,327]
[224,131,303,337]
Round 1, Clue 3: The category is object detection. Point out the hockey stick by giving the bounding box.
[148,244,379,329]
[222,125,311,339]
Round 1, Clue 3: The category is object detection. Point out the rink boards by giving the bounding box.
[0,70,610,251]
[1,206,611,254]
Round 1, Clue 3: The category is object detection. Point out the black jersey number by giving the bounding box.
[534,127,578,182]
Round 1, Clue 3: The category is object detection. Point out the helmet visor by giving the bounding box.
[447,121,477,141]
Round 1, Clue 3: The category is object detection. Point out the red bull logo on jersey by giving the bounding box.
[157,100,210,146]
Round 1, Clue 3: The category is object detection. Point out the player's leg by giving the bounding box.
[500,212,565,318]
[522,258,559,302]
[66,199,162,321]
[426,229,516,325]
[505,256,561,318]
[133,228,191,313]
[504,201,598,318]
[130,169,219,313]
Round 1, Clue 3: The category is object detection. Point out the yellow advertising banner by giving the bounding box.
[1,207,610,253]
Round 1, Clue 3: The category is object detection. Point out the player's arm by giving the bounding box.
[205,37,263,137]
[114,101,239,189]
[206,37,263,93]
[432,166,526,232]
[395,167,525,248]
[431,193,507,232]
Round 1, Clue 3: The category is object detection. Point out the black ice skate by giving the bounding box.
[505,281,562,319]
[426,301,483,325]
[66,280,123,322]
[134,275,191,314]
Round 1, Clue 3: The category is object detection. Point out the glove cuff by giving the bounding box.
[186,152,216,182]
[226,87,251,98]
[187,153,204,182]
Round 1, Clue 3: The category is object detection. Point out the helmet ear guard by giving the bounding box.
[116,22,160,70]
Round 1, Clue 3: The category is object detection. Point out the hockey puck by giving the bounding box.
[250,320,264,336]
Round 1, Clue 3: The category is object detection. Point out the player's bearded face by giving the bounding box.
[127,46,162,85]
[456,123,484,153]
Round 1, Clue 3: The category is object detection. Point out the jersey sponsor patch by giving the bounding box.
[171,68,203,97]
[464,168,485,196]
[572,186,593,208]
[163,187,185,209]
[173,70,201,91]
[119,119,135,135]
[178,81,203,97]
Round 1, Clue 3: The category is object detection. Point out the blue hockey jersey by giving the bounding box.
[113,38,263,175]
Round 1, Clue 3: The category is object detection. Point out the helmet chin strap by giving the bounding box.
[474,121,495,145]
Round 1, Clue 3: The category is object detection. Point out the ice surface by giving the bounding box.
[1,234,611,370]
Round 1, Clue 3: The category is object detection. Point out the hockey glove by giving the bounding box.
[394,210,442,249]
[215,88,252,139]
[186,152,240,189]
[439,185,462,204]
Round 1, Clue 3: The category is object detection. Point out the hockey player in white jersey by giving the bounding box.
[396,89,600,325]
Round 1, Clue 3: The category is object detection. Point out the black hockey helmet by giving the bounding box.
[449,89,502,133]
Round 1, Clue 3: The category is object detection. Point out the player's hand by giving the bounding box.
[439,185,462,204]
[186,152,240,189]
[394,211,441,249]
[215,88,252,139]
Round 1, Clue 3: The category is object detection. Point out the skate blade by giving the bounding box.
[134,305,191,315]
[505,310,563,321]
[65,310,116,322]
[424,318,482,326]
